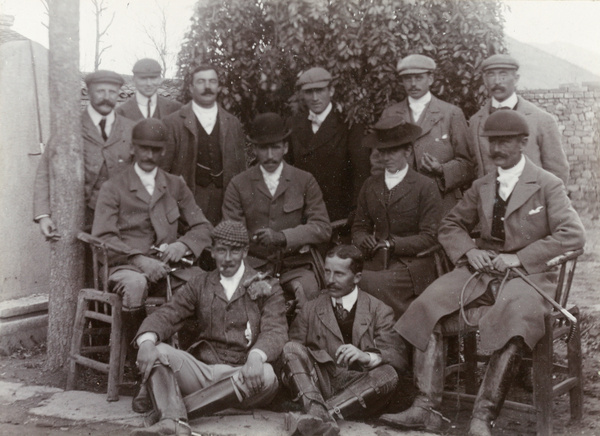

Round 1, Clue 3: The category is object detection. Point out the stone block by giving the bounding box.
[568,136,581,144]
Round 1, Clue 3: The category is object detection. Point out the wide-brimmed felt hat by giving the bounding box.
[397,54,436,75]
[132,118,167,148]
[481,54,519,71]
[481,109,529,137]
[85,70,124,87]
[247,113,291,145]
[296,67,333,90]
[212,220,249,247]
[132,58,162,77]
[363,116,422,149]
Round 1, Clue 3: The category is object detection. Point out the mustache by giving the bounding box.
[263,159,278,165]
[201,89,216,96]
[97,99,115,107]
[326,283,340,291]
[491,85,506,93]
[490,152,508,159]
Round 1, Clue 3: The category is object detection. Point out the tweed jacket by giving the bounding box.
[33,110,134,218]
[286,110,370,221]
[222,162,332,263]
[469,96,569,185]
[395,157,585,352]
[289,290,407,372]
[380,96,475,215]
[91,165,212,270]
[116,95,182,121]
[161,102,246,194]
[137,263,288,365]
[352,168,442,294]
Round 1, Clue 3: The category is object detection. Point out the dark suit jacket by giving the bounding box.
[469,96,569,184]
[289,290,407,372]
[137,263,288,365]
[161,102,247,194]
[286,111,370,221]
[116,95,182,121]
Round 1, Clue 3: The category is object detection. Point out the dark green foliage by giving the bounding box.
[177,0,506,127]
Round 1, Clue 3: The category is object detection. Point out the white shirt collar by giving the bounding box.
[492,93,518,109]
[220,262,246,301]
[259,162,284,196]
[384,164,409,190]
[309,102,333,125]
[408,91,432,108]
[192,101,218,134]
[136,91,158,118]
[496,155,526,200]
[134,163,158,195]
[331,286,358,312]
[497,154,526,178]
[87,104,115,136]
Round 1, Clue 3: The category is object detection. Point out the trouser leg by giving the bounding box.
[468,337,524,436]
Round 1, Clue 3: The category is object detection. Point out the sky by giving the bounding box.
[1,0,600,78]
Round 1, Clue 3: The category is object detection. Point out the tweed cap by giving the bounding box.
[481,54,519,71]
[247,112,291,144]
[212,220,249,247]
[397,54,436,75]
[296,67,332,90]
[85,70,124,87]
[132,58,162,77]
[481,110,529,137]
[363,116,422,149]
[132,119,167,148]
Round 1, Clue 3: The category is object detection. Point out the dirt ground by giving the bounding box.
[0,220,599,436]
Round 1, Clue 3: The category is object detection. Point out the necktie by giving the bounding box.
[308,113,321,133]
[147,99,152,118]
[334,302,349,322]
[99,117,108,141]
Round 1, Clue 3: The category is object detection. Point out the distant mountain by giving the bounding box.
[529,41,600,78]
[505,36,600,89]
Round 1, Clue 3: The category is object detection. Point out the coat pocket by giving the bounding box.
[283,197,303,213]
[166,207,180,224]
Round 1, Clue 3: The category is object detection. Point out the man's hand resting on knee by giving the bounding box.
[130,255,170,282]
[239,352,265,395]
[137,340,169,383]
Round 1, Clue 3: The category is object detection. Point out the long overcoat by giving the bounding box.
[116,95,182,121]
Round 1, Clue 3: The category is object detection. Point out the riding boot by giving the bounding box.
[122,309,153,414]
[380,330,446,432]
[183,376,242,421]
[130,364,190,436]
[326,364,398,420]
[468,337,523,436]
[282,342,339,436]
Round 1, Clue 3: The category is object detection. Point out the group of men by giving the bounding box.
[32,52,585,436]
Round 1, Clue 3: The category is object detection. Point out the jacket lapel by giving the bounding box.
[417,96,443,137]
[250,165,273,200]
[105,115,125,148]
[128,166,152,204]
[149,169,167,209]
[82,110,104,145]
[479,174,496,227]
[207,270,229,303]
[387,168,417,207]
[316,298,343,343]
[352,291,373,346]
[505,159,541,219]
[307,111,338,152]
[182,104,198,140]
[271,162,291,202]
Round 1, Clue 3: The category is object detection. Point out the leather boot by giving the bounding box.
[282,342,339,436]
[380,330,446,432]
[326,364,397,420]
[122,309,153,414]
[467,338,523,436]
[183,376,242,421]
[130,364,190,436]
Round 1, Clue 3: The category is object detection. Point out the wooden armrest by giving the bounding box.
[77,232,129,255]
[331,219,348,231]
[546,249,584,267]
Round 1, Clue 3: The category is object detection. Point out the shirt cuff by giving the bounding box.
[136,332,158,348]
[249,348,267,363]
[365,352,382,369]
[34,214,50,222]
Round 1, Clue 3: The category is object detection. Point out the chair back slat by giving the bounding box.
[560,258,578,308]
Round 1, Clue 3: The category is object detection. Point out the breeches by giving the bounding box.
[280,266,321,304]
[108,269,184,311]
[359,262,414,319]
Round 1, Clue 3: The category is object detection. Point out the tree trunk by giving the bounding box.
[45,0,84,372]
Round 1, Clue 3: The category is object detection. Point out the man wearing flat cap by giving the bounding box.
[34,70,136,239]
[286,67,371,223]
[116,58,182,122]
[162,64,246,226]
[470,53,569,185]
[352,116,442,319]
[131,220,287,436]
[222,112,332,314]
[375,54,475,216]
[381,110,585,435]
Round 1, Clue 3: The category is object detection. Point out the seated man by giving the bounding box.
[222,112,332,311]
[92,118,212,352]
[282,244,407,436]
[381,111,586,435]
[352,116,442,319]
[132,220,288,436]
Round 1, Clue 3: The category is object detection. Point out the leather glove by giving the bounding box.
[130,255,170,282]
[252,228,286,248]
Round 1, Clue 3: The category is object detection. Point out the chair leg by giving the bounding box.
[66,291,88,391]
[107,297,123,402]
[533,315,553,436]
[567,310,583,421]
[464,331,478,395]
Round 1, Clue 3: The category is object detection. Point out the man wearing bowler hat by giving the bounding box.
[286,67,371,222]
[376,54,475,216]
[33,70,136,239]
[381,110,585,435]
[469,54,569,185]
[352,116,442,320]
[222,112,332,313]
[116,58,182,122]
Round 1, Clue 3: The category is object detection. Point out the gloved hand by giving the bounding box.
[160,241,188,264]
[252,228,286,248]
[130,255,170,282]
[358,235,378,254]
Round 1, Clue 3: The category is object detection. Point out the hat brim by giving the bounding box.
[481,130,528,137]
[482,63,519,71]
[247,129,291,145]
[362,132,413,149]
[133,72,161,78]
[399,68,433,75]
[132,139,166,148]
[299,80,331,90]
[85,78,124,87]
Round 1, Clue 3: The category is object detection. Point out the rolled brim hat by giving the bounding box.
[296,67,333,90]
[481,110,529,137]
[212,220,249,247]
[363,116,422,149]
[85,70,125,87]
[132,118,167,148]
[247,112,291,144]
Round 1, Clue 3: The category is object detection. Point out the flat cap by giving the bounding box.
[132,118,167,148]
[132,58,162,77]
[212,220,249,247]
[363,116,422,149]
[397,54,436,75]
[247,112,291,144]
[481,54,519,71]
[481,109,529,137]
[85,70,124,87]
[296,67,332,90]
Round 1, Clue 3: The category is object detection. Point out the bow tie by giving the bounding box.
[308,112,322,128]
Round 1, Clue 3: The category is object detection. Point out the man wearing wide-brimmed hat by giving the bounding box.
[351,115,442,320]
[222,112,332,313]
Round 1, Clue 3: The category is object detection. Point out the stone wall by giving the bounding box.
[520,83,600,218]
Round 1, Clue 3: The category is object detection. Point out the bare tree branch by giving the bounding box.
[92,0,114,70]
[140,0,172,76]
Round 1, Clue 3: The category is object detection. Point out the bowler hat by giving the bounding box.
[132,118,167,147]
[132,58,162,77]
[363,116,422,149]
[397,54,436,75]
[296,67,332,90]
[85,70,124,87]
[212,220,249,248]
[247,113,291,144]
[481,54,519,71]
[481,110,529,137]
